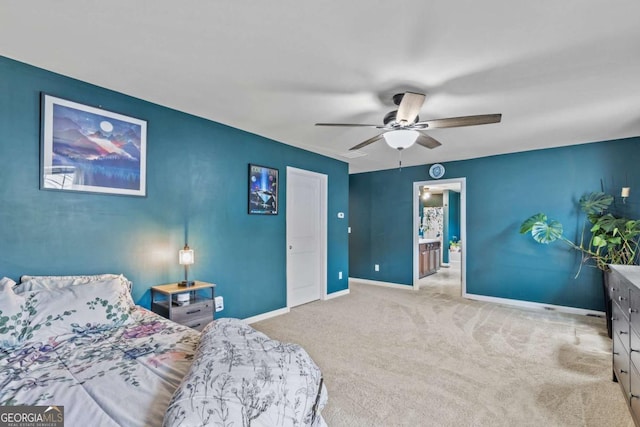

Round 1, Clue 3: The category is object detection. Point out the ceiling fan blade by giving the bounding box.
[416,113,502,129]
[349,134,384,151]
[315,123,380,127]
[396,92,426,125]
[415,133,442,149]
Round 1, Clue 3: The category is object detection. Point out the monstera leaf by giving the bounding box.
[519,213,547,234]
[579,192,613,216]
[531,220,563,244]
[522,191,640,277]
[520,213,563,244]
[591,214,622,234]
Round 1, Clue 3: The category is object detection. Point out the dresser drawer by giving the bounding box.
[614,333,631,397]
[182,314,213,332]
[632,328,640,370]
[171,300,214,324]
[630,288,640,334]
[610,271,631,315]
[614,302,631,351]
[630,364,640,420]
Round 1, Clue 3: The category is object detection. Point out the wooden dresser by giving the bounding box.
[610,265,640,425]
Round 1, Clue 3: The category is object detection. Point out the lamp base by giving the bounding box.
[178,280,195,287]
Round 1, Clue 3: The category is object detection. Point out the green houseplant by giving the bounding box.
[520,191,640,337]
[521,192,640,276]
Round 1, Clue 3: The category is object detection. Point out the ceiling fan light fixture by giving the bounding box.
[383,130,419,150]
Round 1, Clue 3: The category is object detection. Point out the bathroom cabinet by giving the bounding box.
[419,241,441,278]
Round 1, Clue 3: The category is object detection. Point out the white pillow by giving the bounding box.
[21,277,135,345]
[15,274,135,307]
[0,276,17,288]
[20,273,115,285]
[0,277,27,349]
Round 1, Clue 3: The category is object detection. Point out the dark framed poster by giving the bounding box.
[248,164,278,215]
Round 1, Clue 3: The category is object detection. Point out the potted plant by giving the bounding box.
[520,191,640,337]
[449,236,461,252]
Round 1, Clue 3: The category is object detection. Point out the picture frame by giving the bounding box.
[248,164,278,215]
[40,93,147,197]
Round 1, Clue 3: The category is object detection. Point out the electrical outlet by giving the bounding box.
[338,271,343,280]
[215,296,224,312]
[374,264,379,272]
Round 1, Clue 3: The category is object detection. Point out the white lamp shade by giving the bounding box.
[179,247,194,265]
[383,130,419,149]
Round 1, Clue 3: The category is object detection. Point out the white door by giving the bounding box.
[287,167,327,307]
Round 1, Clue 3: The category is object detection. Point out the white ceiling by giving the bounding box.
[2,1,639,174]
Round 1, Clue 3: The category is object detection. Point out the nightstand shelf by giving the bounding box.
[150,281,215,331]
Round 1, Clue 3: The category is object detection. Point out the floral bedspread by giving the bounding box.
[164,318,328,427]
[0,307,200,426]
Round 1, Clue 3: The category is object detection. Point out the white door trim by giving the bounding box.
[286,166,328,307]
[412,177,467,295]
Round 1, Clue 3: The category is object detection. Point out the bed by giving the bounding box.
[0,274,327,426]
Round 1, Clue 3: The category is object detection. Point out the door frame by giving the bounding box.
[412,177,467,295]
[286,166,328,307]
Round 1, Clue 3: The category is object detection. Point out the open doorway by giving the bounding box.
[412,177,466,296]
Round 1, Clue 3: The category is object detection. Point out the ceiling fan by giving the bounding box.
[316,92,502,152]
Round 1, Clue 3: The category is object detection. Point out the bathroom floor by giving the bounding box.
[417,258,461,297]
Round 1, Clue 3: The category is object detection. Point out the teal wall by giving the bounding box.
[442,192,449,264]
[0,56,349,319]
[443,191,460,264]
[349,137,640,311]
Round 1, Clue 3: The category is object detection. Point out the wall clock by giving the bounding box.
[429,163,445,179]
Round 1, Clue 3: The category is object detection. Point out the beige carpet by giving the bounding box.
[252,275,633,426]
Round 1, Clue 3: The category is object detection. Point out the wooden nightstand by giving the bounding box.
[150,281,215,331]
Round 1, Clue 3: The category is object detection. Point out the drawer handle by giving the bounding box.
[190,323,201,328]
[620,331,629,335]
[631,308,638,314]
[620,296,627,301]
[632,349,639,353]
[620,369,629,375]
[612,316,618,321]
[611,287,617,292]
[633,394,640,400]
[186,309,202,315]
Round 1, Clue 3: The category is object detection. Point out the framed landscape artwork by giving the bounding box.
[40,94,147,196]
[248,164,278,215]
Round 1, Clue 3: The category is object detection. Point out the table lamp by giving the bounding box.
[178,244,195,287]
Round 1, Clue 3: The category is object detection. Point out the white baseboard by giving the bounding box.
[325,289,350,299]
[464,292,605,317]
[245,289,350,324]
[244,307,290,324]
[348,278,600,317]
[349,277,415,291]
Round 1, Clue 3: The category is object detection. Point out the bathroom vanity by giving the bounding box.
[419,239,441,278]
